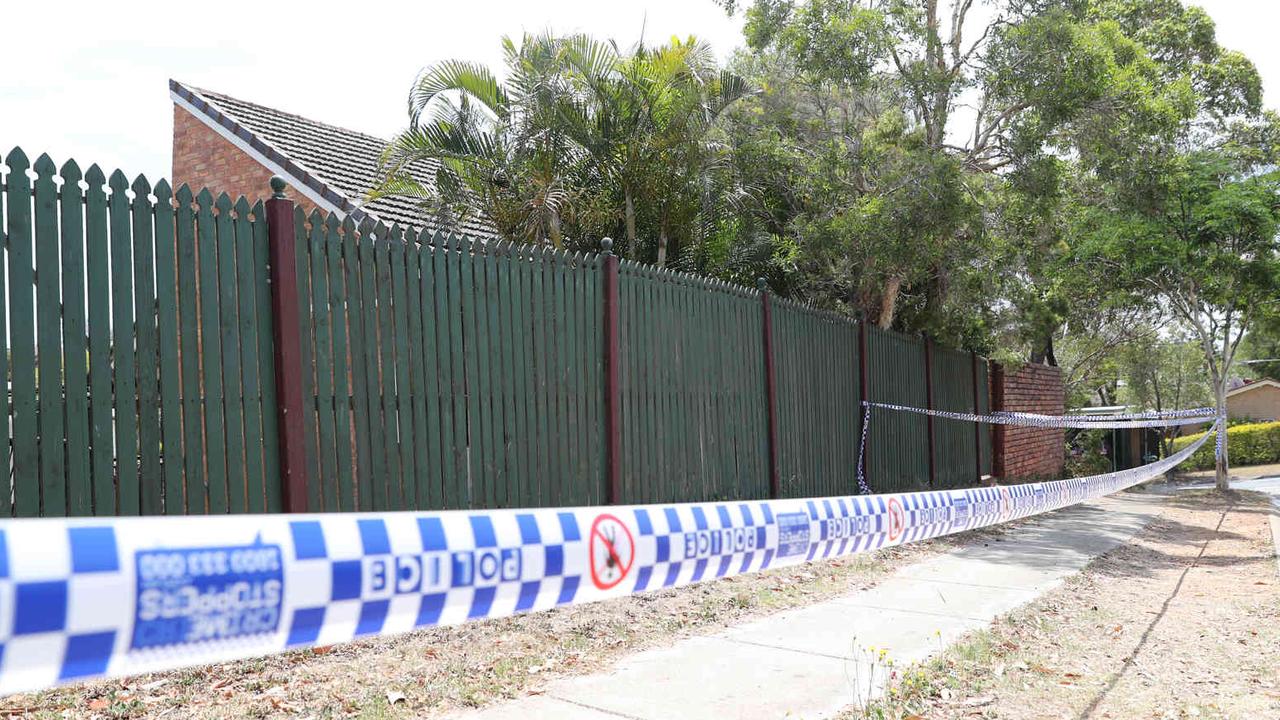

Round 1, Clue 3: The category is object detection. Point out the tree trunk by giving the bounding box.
[656,222,669,267]
[1214,380,1230,491]
[548,210,563,249]
[877,276,904,329]
[624,187,636,258]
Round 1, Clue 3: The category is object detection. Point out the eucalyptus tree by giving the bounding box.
[721,0,1268,350]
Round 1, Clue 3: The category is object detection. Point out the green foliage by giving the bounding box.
[375,33,754,267]
[1171,421,1280,470]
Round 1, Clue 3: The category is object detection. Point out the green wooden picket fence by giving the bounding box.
[0,146,992,517]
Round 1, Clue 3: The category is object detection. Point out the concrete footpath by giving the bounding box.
[452,493,1164,720]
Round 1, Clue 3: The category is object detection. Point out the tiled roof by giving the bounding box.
[170,80,498,241]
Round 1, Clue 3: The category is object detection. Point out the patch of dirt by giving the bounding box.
[4,521,1017,719]
[856,490,1280,720]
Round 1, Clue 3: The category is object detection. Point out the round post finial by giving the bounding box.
[601,237,613,255]
[756,277,768,291]
[269,175,288,199]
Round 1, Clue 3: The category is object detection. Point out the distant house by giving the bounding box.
[169,79,498,240]
[1226,378,1280,423]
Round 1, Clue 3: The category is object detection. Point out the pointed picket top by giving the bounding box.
[388,223,404,245]
[414,227,431,247]
[85,163,106,188]
[5,146,30,171]
[152,178,172,202]
[250,199,265,220]
[131,173,152,199]
[232,196,251,219]
[195,187,214,209]
[324,212,341,234]
[341,214,358,240]
[33,152,57,178]
[108,169,129,193]
[293,205,308,228]
[60,158,83,186]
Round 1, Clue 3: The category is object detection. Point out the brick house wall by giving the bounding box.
[991,362,1065,480]
[1227,383,1280,422]
[171,105,321,214]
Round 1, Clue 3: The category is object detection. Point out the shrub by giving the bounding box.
[1170,421,1280,470]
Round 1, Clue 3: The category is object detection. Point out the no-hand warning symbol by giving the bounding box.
[886,497,905,542]
[589,514,635,590]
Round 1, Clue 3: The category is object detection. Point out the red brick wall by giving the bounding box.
[991,362,1065,480]
[171,104,321,215]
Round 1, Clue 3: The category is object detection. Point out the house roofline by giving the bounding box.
[1227,378,1280,398]
[169,79,376,225]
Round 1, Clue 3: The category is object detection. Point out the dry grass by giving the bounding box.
[3,521,1019,719]
[845,490,1280,720]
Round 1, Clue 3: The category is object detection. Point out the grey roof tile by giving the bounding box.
[172,80,498,241]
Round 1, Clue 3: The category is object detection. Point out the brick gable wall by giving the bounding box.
[172,104,322,216]
[991,362,1065,480]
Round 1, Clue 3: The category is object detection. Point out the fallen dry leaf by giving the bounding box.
[88,698,109,711]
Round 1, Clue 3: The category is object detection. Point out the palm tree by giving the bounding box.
[560,36,752,264]
[374,32,751,262]
[374,32,587,247]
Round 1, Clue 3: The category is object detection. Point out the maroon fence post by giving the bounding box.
[924,335,936,488]
[265,177,309,513]
[758,279,780,499]
[858,315,871,490]
[971,351,984,482]
[990,361,1005,480]
[602,239,622,504]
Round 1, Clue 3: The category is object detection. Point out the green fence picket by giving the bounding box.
[235,198,265,513]
[215,195,246,513]
[132,176,162,515]
[60,160,91,516]
[153,180,184,515]
[85,167,113,515]
[33,155,65,515]
[174,186,204,514]
[311,215,337,511]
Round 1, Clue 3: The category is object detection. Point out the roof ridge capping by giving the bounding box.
[169,78,371,223]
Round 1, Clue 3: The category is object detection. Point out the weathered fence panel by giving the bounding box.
[865,326,931,493]
[1,147,1000,517]
[617,263,768,504]
[772,301,862,498]
[0,149,280,517]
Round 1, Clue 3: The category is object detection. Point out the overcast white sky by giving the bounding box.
[1,0,1277,182]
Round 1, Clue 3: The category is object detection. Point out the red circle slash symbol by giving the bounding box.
[887,497,905,542]
[589,514,635,590]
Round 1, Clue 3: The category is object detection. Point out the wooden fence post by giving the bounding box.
[265,177,309,512]
[602,239,622,504]
[971,351,984,482]
[858,316,870,490]
[758,279,780,499]
[924,335,936,488]
[990,361,1005,480]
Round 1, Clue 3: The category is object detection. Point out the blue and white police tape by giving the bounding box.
[0,427,1216,696]
[863,400,1218,429]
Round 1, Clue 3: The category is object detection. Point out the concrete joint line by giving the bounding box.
[714,635,857,662]
[892,575,1040,593]
[547,694,649,720]
[830,600,989,623]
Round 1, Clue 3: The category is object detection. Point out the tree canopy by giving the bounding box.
[375,2,1280,473]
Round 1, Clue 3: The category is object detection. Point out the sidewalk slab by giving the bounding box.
[451,494,1163,720]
